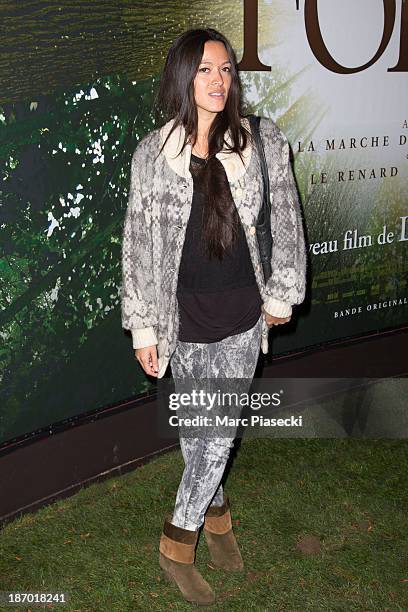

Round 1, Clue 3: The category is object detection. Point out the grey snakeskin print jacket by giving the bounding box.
[121,116,307,378]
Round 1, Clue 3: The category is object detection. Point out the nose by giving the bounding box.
[212,69,224,85]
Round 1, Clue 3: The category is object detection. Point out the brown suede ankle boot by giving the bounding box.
[159,517,216,606]
[203,497,244,571]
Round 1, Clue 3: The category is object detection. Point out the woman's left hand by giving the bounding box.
[261,304,291,327]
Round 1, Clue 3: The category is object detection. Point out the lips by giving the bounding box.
[209,91,225,98]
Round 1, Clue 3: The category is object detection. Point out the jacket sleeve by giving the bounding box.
[121,146,158,349]
[262,127,307,318]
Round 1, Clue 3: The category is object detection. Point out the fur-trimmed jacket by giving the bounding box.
[121,116,307,378]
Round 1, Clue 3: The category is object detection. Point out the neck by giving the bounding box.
[196,109,217,143]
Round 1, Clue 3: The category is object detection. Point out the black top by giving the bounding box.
[176,152,262,343]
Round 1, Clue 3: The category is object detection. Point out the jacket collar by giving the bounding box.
[159,116,252,183]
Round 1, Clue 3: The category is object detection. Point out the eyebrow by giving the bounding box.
[200,59,231,65]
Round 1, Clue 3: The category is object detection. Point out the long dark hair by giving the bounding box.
[154,28,252,260]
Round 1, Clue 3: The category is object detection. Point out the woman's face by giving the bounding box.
[193,40,232,120]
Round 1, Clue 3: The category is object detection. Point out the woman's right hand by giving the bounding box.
[135,345,159,377]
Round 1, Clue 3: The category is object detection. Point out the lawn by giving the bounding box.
[0,438,407,611]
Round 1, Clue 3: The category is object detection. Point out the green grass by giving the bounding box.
[0,439,407,611]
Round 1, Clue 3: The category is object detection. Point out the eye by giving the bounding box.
[198,66,231,73]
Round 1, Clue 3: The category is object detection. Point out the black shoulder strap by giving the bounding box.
[248,114,271,229]
[247,114,273,283]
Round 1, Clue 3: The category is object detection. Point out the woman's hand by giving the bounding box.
[261,304,291,327]
[135,345,159,377]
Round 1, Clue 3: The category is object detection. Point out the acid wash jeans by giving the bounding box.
[169,314,263,531]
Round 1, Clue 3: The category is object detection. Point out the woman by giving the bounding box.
[121,28,307,605]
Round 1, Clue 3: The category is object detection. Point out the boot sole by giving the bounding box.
[209,559,244,571]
